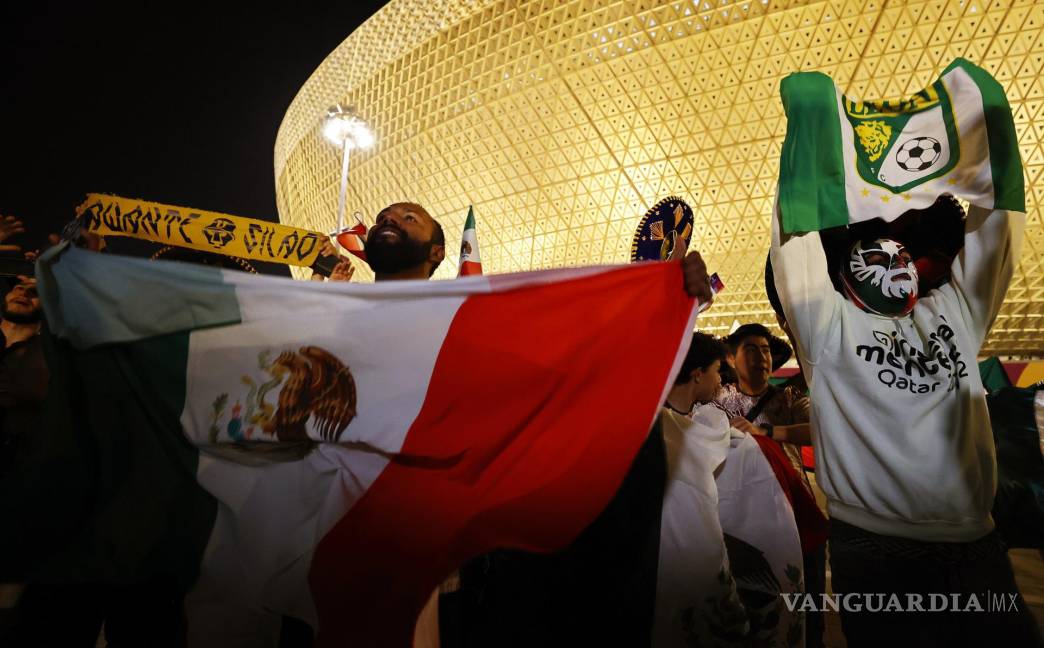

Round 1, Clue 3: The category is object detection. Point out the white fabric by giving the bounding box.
[182,294,464,453]
[653,406,744,647]
[653,405,804,647]
[1036,390,1044,461]
[186,444,389,646]
[459,225,481,266]
[717,430,804,648]
[836,64,997,223]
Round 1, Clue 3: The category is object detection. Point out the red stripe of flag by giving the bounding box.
[310,262,695,646]
[458,260,482,276]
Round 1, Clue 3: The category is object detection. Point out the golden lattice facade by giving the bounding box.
[275,0,1043,356]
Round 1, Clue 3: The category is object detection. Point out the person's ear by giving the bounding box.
[725,353,737,369]
[690,367,702,384]
[430,244,446,264]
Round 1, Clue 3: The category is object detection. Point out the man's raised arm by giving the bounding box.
[769,207,841,367]
[947,206,1026,346]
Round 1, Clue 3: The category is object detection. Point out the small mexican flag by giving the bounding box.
[778,57,1025,234]
[32,245,697,647]
[457,206,482,276]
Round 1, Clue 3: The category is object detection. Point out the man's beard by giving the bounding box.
[364,224,432,275]
[2,305,42,325]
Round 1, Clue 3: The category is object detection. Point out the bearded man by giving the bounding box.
[365,202,446,280]
[770,199,1040,647]
[362,201,719,648]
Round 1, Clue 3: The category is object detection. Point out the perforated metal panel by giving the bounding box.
[276,0,1043,356]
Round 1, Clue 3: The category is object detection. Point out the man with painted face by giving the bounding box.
[838,238,919,316]
[771,199,1040,646]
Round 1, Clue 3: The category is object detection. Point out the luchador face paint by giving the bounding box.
[840,238,918,317]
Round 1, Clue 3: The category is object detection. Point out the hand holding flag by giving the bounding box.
[681,250,718,311]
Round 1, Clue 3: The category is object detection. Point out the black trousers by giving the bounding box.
[443,423,667,647]
[829,519,1042,648]
[804,543,827,648]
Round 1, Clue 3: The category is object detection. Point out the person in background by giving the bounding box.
[656,332,751,647]
[0,216,45,477]
[366,202,446,280]
[713,322,826,648]
[715,324,812,470]
[0,277,45,476]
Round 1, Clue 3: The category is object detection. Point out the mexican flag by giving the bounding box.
[33,245,698,647]
[655,406,804,648]
[457,206,482,276]
[778,58,1025,234]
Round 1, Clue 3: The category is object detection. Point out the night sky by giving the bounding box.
[2,2,386,269]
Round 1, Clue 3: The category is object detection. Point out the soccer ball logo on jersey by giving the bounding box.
[843,80,958,193]
[895,137,942,172]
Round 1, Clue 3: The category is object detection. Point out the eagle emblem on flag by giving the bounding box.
[263,346,358,442]
[208,347,360,444]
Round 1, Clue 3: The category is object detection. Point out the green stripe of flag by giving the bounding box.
[946,59,1026,212]
[778,71,850,233]
[37,246,242,349]
[6,328,216,590]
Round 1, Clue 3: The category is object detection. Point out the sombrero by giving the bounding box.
[630,196,694,262]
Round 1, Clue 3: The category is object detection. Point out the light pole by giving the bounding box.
[323,104,374,252]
